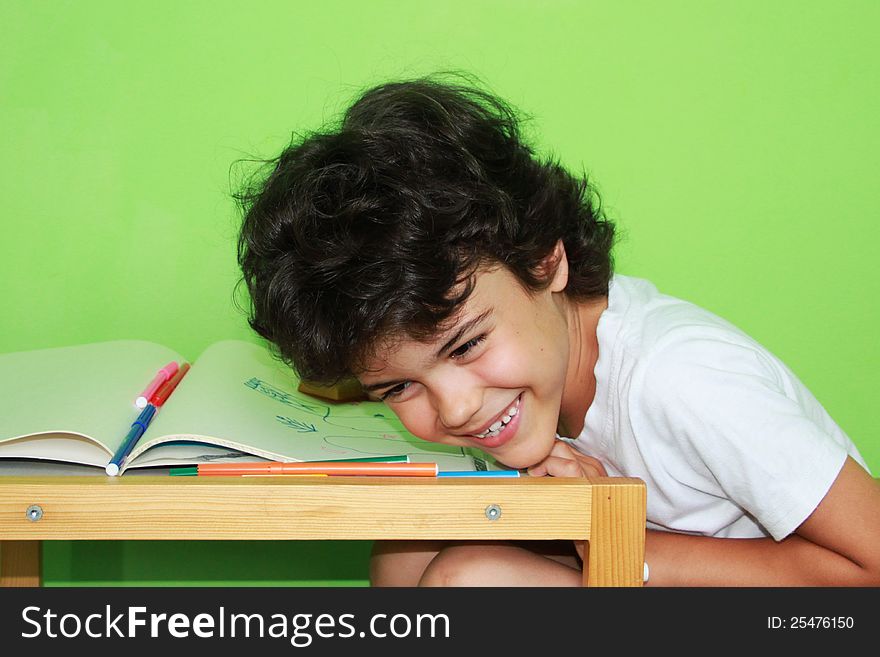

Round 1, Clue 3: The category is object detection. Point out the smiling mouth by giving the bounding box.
[472,395,521,439]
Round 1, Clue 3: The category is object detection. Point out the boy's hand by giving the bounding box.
[526,440,608,478]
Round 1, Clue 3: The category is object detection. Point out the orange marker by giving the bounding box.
[196,461,438,477]
[149,362,191,407]
[241,473,329,478]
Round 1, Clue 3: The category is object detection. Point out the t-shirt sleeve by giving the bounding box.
[636,332,847,541]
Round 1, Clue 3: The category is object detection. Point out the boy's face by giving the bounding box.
[357,261,572,469]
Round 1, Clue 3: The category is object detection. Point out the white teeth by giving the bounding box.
[473,396,521,439]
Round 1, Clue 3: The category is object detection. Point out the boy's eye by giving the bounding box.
[380,381,411,400]
[449,334,486,359]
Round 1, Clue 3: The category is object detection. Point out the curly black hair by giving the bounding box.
[236,74,615,384]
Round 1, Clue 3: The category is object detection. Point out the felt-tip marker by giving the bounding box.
[196,461,438,477]
[149,362,190,407]
[437,470,521,478]
[135,362,179,408]
[106,404,157,476]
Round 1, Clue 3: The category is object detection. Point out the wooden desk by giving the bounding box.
[0,475,646,587]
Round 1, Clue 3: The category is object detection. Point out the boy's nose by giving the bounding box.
[434,383,482,432]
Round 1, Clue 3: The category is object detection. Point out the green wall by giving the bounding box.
[2,1,877,585]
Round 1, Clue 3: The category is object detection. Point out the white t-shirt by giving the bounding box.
[565,274,868,541]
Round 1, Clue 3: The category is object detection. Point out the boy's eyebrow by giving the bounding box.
[435,309,492,359]
[360,309,493,394]
[360,378,407,395]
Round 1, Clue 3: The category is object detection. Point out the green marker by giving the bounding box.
[324,455,409,463]
[169,466,198,476]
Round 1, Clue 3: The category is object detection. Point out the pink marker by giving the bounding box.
[135,361,179,408]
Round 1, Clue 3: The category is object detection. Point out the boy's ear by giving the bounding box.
[543,240,569,293]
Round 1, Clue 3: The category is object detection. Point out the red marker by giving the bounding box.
[149,362,190,407]
[135,361,179,408]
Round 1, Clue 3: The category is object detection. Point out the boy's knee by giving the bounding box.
[418,544,492,587]
[370,540,448,587]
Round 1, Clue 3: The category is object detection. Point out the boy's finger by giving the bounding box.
[529,455,584,478]
[550,440,578,459]
[574,453,608,477]
[553,439,609,476]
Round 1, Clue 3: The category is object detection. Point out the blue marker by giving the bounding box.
[437,470,521,478]
[106,404,157,476]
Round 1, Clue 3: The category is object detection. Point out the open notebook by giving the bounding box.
[0,339,498,475]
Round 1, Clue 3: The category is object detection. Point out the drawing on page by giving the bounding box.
[246,377,469,459]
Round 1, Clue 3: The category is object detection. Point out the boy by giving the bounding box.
[237,76,880,586]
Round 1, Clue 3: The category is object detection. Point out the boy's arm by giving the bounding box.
[644,456,880,586]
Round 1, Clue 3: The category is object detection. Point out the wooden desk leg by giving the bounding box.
[1,540,42,587]
[583,482,647,587]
